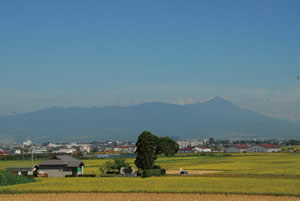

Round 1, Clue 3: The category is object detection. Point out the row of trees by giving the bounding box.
[135,131,179,170]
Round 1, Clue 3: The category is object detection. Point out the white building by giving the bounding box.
[79,145,91,153]
[112,145,136,153]
[23,140,32,147]
[47,143,58,148]
[177,140,204,148]
[195,145,212,152]
[15,150,21,154]
[53,148,76,154]
[178,147,196,153]
[247,144,281,153]
[33,148,47,154]
[224,145,249,153]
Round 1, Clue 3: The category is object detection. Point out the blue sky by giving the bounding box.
[0,0,300,120]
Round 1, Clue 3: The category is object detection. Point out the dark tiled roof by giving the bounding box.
[39,155,84,167]
[39,159,68,166]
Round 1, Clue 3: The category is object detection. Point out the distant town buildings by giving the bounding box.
[177,140,205,148]
[79,145,91,153]
[224,144,281,153]
[23,140,32,147]
[33,148,47,154]
[53,149,76,154]
[112,145,136,153]
[0,138,297,159]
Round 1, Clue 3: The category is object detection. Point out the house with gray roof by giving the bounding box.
[38,155,84,177]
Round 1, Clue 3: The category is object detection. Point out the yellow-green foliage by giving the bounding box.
[281,146,300,152]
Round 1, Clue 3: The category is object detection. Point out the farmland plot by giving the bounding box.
[0,193,299,201]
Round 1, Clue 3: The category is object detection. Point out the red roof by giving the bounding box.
[180,148,195,151]
[195,145,209,149]
[235,144,248,149]
[0,151,8,156]
[258,144,280,149]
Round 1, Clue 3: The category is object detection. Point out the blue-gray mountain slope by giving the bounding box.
[0,97,299,143]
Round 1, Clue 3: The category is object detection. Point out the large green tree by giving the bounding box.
[156,137,179,157]
[135,131,159,170]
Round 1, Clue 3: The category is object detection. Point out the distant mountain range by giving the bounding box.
[0,97,299,143]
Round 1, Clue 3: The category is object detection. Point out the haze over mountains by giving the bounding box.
[0,97,299,143]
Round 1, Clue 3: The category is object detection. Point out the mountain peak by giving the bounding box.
[209,96,229,102]
[206,96,236,107]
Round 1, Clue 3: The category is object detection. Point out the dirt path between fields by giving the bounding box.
[166,169,222,175]
[0,193,299,201]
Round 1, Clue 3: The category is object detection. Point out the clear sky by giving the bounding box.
[0,0,300,120]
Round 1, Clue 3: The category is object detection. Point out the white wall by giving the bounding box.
[195,147,211,152]
[39,169,73,178]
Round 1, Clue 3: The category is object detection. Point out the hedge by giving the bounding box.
[142,169,166,177]
[0,171,36,186]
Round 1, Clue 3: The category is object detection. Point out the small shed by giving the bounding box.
[38,155,84,177]
[6,166,37,176]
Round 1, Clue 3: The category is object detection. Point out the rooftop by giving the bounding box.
[235,145,249,149]
[258,144,280,149]
[39,155,84,167]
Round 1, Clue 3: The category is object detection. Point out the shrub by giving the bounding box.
[142,169,163,177]
[100,158,129,175]
[0,171,35,186]
[160,169,166,175]
[78,174,96,177]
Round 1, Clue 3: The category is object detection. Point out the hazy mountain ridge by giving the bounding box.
[0,97,299,143]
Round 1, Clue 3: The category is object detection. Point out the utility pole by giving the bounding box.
[31,146,34,166]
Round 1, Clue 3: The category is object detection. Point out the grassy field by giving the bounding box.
[0,153,300,195]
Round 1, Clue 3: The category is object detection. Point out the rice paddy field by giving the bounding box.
[0,193,300,201]
[0,153,300,198]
